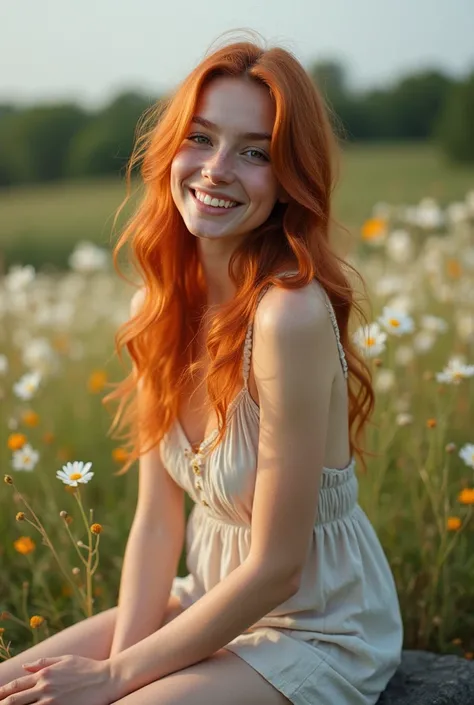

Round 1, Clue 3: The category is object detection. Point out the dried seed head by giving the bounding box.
[90,523,102,535]
[72,567,81,576]
[59,510,69,519]
[4,475,13,485]
[15,512,25,522]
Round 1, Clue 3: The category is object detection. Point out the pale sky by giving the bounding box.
[2,0,473,109]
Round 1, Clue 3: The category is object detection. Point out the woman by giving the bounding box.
[0,35,403,705]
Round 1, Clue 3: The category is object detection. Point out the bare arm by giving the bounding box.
[108,446,185,656]
[109,289,186,656]
[108,282,337,698]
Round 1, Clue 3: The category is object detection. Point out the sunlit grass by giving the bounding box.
[0,185,474,660]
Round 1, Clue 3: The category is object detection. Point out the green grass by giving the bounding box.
[0,142,473,270]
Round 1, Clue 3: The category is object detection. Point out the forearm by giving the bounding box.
[109,557,297,698]
[109,518,183,656]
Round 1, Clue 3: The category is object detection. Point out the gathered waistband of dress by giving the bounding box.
[193,465,358,528]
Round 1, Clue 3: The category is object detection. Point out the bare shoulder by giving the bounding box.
[254,278,333,339]
[130,286,146,317]
[251,278,339,391]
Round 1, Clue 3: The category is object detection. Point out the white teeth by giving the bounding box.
[194,189,237,209]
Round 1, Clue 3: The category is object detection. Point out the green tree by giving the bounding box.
[389,70,451,140]
[435,71,474,163]
[0,104,88,185]
[66,91,155,177]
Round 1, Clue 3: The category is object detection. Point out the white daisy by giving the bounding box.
[56,461,94,487]
[13,371,42,400]
[4,265,35,293]
[12,444,40,471]
[435,358,474,385]
[378,307,414,336]
[413,331,436,354]
[394,345,414,366]
[374,369,395,393]
[385,229,414,264]
[396,413,413,427]
[352,323,387,358]
[459,444,474,469]
[420,315,448,334]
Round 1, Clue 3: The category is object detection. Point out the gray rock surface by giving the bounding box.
[377,650,474,705]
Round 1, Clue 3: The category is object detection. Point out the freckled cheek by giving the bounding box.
[171,151,201,187]
[244,171,279,207]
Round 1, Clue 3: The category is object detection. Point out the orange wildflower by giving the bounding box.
[458,488,474,505]
[57,446,73,462]
[13,536,36,555]
[29,615,44,629]
[446,258,462,279]
[42,431,55,444]
[426,418,437,428]
[52,334,70,354]
[112,447,129,464]
[21,411,39,428]
[90,523,102,535]
[7,433,27,451]
[361,218,387,243]
[447,517,461,531]
[88,370,108,393]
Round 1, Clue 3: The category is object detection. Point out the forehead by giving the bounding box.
[194,76,275,135]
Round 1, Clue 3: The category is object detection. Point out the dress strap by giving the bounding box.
[242,271,348,388]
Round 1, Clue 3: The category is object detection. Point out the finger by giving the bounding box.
[22,656,63,672]
[0,675,36,701]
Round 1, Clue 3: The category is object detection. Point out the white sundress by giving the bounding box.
[160,271,404,705]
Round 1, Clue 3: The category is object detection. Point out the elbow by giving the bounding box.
[248,557,303,602]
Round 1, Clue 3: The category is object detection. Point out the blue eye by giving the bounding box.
[244,149,269,162]
[187,133,211,145]
[186,134,269,162]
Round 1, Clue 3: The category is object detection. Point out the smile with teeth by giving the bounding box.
[193,188,239,209]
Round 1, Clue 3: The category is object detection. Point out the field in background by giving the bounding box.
[1,142,474,270]
[1,141,474,659]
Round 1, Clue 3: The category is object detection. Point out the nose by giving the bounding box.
[201,148,234,184]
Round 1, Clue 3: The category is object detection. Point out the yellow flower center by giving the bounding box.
[69,473,82,480]
[389,319,400,327]
[366,337,375,347]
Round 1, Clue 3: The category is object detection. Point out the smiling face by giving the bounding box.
[170,75,281,246]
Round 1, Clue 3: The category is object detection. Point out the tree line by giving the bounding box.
[0,60,473,188]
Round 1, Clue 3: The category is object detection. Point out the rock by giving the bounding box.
[378,650,474,705]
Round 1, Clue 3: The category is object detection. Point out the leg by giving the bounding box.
[0,594,184,687]
[112,649,291,705]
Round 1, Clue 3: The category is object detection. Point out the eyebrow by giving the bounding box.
[191,115,272,141]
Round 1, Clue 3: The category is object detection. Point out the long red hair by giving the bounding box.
[104,35,375,475]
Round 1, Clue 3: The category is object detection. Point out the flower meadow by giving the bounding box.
[1,194,474,659]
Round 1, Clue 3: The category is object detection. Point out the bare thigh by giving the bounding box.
[113,649,291,705]
[0,595,184,687]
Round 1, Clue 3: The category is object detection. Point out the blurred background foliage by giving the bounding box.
[1,59,474,273]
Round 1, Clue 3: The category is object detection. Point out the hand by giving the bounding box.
[0,654,117,705]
